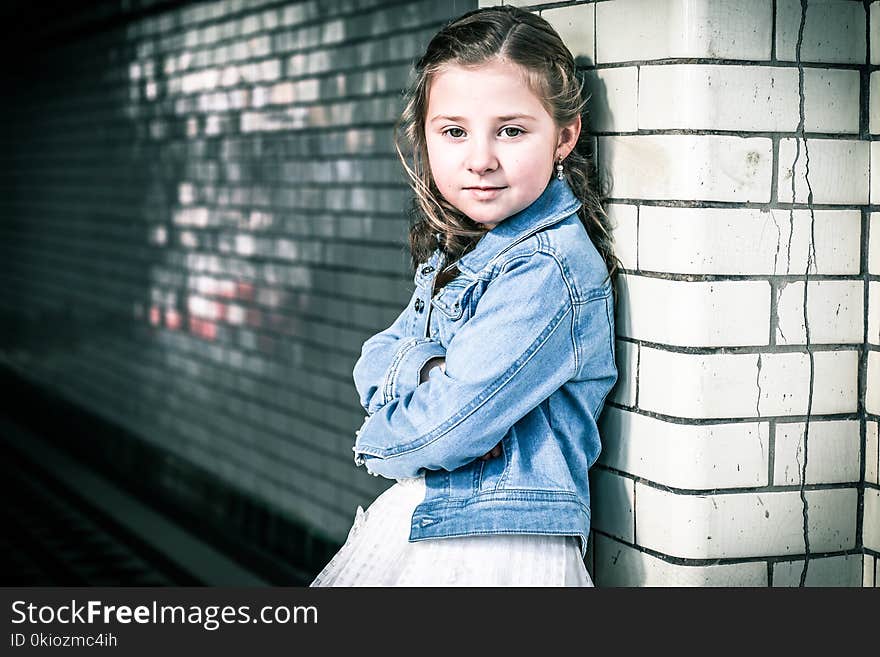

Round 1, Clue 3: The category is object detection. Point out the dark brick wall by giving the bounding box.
[0,0,476,574]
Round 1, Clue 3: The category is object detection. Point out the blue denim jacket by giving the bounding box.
[351,177,617,558]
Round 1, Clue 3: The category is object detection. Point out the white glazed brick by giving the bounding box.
[609,339,637,407]
[776,0,866,64]
[606,203,637,270]
[590,468,635,542]
[541,3,595,62]
[801,68,861,135]
[775,280,864,345]
[589,67,638,133]
[869,351,880,415]
[871,213,880,275]
[617,274,770,347]
[639,349,759,418]
[639,65,858,133]
[777,139,870,205]
[598,406,769,489]
[772,554,864,587]
[635,484,857,559]
[596,0,772,63]
[865,488,880,552]
[866,421,879,486]
[766,209,862,275]
[593,534,767,587]
[873,144,880,205]
[639,207,860,276]
[801,489,860,559]
[869,282,880,346]
[599,135,772,202]
[758,350,858,416]
[871,72,880,135]
[865,554,876,588]
[638,348,858,418]
[773,420,861,486]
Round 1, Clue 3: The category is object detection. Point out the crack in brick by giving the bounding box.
[775,282,787,343]
[756,352,763,417]
[768,207,784,275]
[792,0,815,587]
[757,422,766,466]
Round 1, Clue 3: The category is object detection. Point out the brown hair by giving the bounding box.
[393,4,620,297]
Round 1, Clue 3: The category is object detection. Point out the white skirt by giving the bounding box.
[310,474,594,587]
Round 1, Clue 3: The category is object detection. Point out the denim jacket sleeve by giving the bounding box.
[352,289,448,416]
[353,251,576,479]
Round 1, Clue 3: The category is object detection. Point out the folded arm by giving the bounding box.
[353,252,576,479]
[352,288,447,416]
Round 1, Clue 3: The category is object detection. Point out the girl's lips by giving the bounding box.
[465,186,506,200]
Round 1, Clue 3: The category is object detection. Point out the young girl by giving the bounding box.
[311,5,619,587]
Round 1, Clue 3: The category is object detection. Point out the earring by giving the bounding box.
[555,158,564,181]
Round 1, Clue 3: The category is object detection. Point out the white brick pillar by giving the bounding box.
[575,0,874,586]
[478,0,880,586]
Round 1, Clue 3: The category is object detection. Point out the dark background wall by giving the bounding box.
[0,0,475,583]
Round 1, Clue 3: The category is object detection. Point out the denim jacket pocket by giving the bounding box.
[432,278,475,319]
[431,278,478,344]
[477,434,509,492]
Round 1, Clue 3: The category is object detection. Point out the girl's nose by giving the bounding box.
[466,140,498,175]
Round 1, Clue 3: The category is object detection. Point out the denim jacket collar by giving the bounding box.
[452,176,582,276]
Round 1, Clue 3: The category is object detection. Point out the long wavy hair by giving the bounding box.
[393,4,620,298]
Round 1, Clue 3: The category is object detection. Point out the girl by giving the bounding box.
[311,5,619,587]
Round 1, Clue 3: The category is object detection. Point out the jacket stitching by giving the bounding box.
[499,245,579,372]
[496,432,512,489]
[419,488,587,510]
[381,337,422,406]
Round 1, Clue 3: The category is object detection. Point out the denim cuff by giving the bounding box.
[382,338,447,406]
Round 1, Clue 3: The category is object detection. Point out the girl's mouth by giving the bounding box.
[465,186,506,199]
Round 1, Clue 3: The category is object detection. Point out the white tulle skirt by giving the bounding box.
[310,474,594,587]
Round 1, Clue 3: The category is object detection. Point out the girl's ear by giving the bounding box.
[556,114,582,160]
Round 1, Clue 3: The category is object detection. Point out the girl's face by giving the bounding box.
[424,58,580,230]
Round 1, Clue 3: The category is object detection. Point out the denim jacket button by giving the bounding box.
[421,265,435,274]
[414,298,424,313]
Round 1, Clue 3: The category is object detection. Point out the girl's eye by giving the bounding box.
[441,126,525,139]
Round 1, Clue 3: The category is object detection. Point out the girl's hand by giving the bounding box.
[480,442,503,461]
[419,356,446,383]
